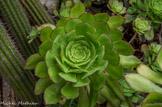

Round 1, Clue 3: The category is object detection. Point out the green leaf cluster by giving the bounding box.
[25,3,134,106]
[108,0,126,14]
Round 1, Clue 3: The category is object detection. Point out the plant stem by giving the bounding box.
[129,33,137,44]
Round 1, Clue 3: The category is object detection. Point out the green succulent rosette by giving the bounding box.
[133,18,151,34]
[108,0,126,14]
[25,3,134,106]
[148,0,162,21]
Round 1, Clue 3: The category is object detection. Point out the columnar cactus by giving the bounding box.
[25,3,134,106]
[0,22,40,102]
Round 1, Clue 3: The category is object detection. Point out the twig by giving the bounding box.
[129,33,137,44]
[158,24,162,45]
[69,99,74,107]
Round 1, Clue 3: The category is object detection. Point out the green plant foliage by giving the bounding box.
[133,18,154,40]
[54,0,73,18]
[147,0,162,22]
[125,64,162,94]
[25,3,134,106]
[137,64,162,85]
[133,18,151,34]
[142,92,162,107]
[157,48,162,69]
[125,73,162,94]
[119,55,141,69]
[119,78,142,103]
[141,43,162,72]
[108,0,126,14]
[0,23,40,102]
[0,0,39,57]
[128,0,162,23]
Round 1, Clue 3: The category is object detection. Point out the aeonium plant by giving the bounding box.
[147,0,162,23]
[25,3,134,106]
[108,0,126,14]
[133,18,153,40]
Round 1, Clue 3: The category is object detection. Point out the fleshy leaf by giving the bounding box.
[56,18,70,27]
[125,74,162,94]
[98,34,112,59]
[44,80,65,104]
[106,49,120,65]
[89,85,99,107]
[100,86,120,106]
[46,35,62,68]
[59,72,77,82]
[143,92,162,105]
[90,73,106,90]
[60,8,70,17]
[81,67,99,79]
[61,82,79,99]
[107,76,124,100]
[75,23,96,35]
[137,64,162,85]
[48,66,61,83]
[72,75,90,87]
[96,46,105,64]
[113,40,134,55]
[50,27,65,40]
[25,54,44,70]
[39,40,52,56]
[34,78,53,95]
[107,16,125,29]
[80,13,95,24]
[95,13,109,22]
[78,87,89,107]
[65,19,82,32]
[109,29,123,42]
[142,104,162,107]
[35,61,48,78]
[120,55,141,68]
[94,22,110,37]
[40,27,52,42]
[70,3,85,18]
[157,48,162,69]
[106,64,123,80]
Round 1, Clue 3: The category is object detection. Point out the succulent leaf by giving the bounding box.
[25,3,134,104]
[137,64,162,85]
[25,54,44,70]
[106,64,123,80]
[107,16,125,29]
[125,74,162,94]
[157,48,162,69]
[35,61,48,78]
[113,40,134,56]
[34,78,53,95]
[61,82,79,99]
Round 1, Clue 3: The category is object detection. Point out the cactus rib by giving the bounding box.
[0,0,39,57]
[20,0,54,25]
[0,23,40,102]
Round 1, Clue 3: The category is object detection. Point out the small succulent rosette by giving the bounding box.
[133,18,154,40]
[108,0,126,14]
[25,3,134,106]
[148,0,162,22]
